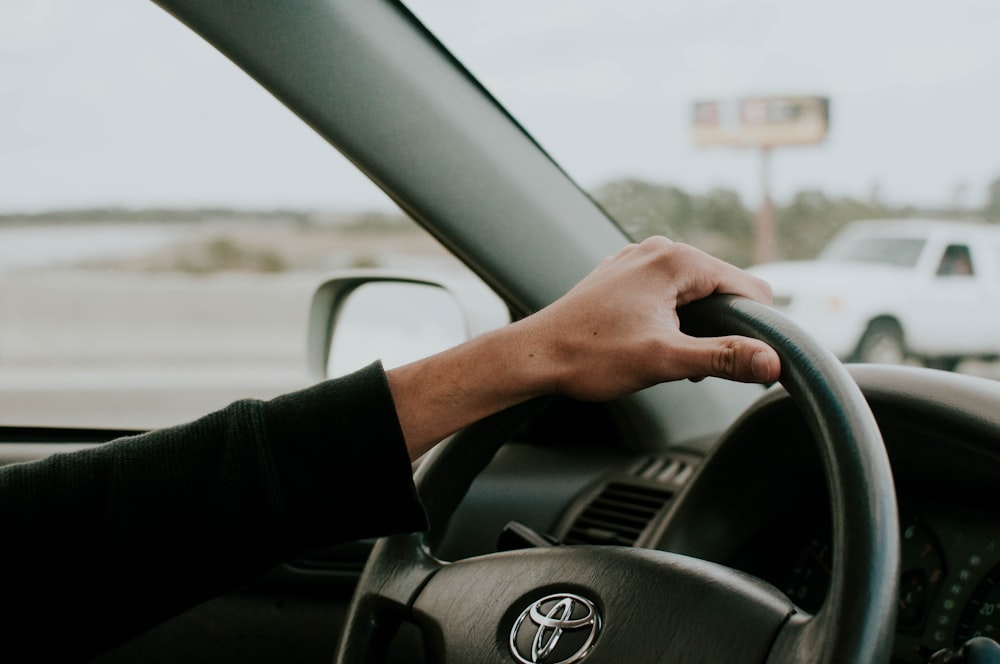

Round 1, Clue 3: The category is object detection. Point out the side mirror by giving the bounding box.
[306,271,509,380]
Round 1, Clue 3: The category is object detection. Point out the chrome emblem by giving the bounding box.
[509,593,601,664]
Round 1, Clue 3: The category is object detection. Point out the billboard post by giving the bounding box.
[693,96,829,263]
[758,145,775,265]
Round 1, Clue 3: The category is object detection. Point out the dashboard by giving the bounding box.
[4,366,997,662]
[730,496,1000,661]
[441,365,1000,663]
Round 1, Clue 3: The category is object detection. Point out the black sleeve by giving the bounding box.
[0,362,426,662]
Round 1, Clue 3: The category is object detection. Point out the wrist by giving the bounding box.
[495,315,570,400]
[385,319,560,459]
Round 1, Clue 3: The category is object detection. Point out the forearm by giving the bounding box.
[387,320,557,459]
[1,363,424,661]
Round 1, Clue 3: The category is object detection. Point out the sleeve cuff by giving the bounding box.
[264,362,427,552]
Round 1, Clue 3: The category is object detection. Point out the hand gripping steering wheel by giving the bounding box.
[335,295,900,664]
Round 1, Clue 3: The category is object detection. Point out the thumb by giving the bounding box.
[672,335,781,384]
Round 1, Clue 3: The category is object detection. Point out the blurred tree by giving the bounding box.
[690,188,754,266]
[593,178,919,266]
[592,179,753,266]
[591,178,689,240]
[775,190,843,260]
[775,190,911,261]
[985,176,1000,222]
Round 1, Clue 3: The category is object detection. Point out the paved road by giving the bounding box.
[0,270,319,429]
[2,267,999,431]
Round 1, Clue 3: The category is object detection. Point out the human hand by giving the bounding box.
[515,236,781,402]
[388,236,780,458]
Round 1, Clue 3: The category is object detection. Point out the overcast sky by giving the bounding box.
[3,0,999,213]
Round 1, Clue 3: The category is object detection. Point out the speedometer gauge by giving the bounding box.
[784,517,945,630]
[784,533,831,614]
[956,564,1000,644]
[897,519,946,636]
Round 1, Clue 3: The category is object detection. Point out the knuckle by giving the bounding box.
[658,240,697,264]
[638,236,675,258]
[609,242,640,261]
[755,276,774,301]
[711,343,737,377]
[642,238,685,268]
[640,235,673,249]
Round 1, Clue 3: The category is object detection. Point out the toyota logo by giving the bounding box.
[509,593,601,664]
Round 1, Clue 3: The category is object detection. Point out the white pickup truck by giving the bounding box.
[749,218,1000,370]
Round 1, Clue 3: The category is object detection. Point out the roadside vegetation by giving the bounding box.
[3,175,998,271]
[594,176,1000,267]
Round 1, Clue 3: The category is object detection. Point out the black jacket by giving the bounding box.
[1,362,425,661]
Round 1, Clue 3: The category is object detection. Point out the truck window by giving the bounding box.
[821,236,926,268]
[937,244,974,277]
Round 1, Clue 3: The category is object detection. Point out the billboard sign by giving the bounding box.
[693,95,829,147]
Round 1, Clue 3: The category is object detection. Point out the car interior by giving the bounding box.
[3,1,1000,663]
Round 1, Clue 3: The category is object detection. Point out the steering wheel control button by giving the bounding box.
[509,593,601,664]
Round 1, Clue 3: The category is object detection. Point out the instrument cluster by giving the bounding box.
[770,498,1000,662]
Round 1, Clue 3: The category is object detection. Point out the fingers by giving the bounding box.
[542,236,782,398]
[596,242,641,269]
[632,237,773,307]
[709,257,774,305]
[667,334,781,384]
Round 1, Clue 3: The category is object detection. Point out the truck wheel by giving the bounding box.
[856,319,905,365]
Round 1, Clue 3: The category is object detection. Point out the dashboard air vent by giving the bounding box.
[563,482,673,546]
[631,454,694,486]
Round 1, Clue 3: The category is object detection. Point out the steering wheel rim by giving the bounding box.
[334,294,900,664]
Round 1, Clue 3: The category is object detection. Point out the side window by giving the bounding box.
[936,244,975,277]
[0,2,492,430]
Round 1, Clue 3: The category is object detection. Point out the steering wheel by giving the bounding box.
[334,295,900,664]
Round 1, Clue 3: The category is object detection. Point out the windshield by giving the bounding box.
[0,1,480,428]
[407,0,1000,376]
[407,0,999,266]
[821,236,927,268]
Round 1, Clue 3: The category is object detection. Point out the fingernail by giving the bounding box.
[751,351,769,381]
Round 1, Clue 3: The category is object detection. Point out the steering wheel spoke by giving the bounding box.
[335,533,441,663]
[410,545,794,663]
